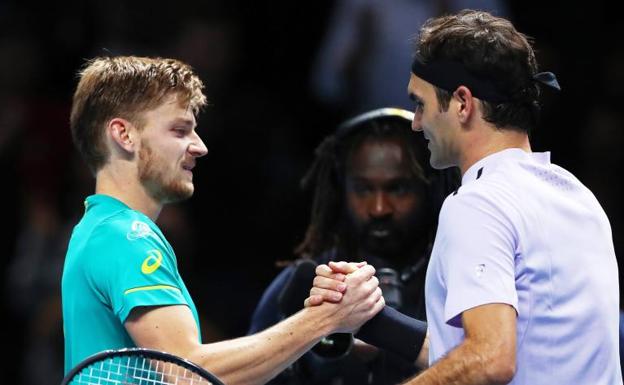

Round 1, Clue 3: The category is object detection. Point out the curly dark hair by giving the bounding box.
[295,111,459,260]
[415,10,541,133]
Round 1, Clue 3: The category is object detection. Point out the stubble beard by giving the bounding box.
[138,141,194,204]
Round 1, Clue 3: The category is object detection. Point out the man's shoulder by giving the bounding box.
[85,207,158,241]
[442,175,512,209]
[451,156,541,202]
[438,172,523,232]
[67,210,172,285]
[73,207,165,263]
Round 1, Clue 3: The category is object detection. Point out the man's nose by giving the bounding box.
[369,192,393,218]
[189,131,208,158]
[411,114,423,132]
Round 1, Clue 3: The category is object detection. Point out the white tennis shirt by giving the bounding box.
[425,148,622,384]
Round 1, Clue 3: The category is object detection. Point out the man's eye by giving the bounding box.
[351,182,372,194]
[388,182,410,195]
[393,185,407,194]
[354,185,370,193]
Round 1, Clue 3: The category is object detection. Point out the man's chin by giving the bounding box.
[429,153,456,170]
[364,238,402,258]
[429,156,445,170]
[162,183,194,203]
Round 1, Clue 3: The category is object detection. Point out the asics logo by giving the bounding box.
[141,249,163,274]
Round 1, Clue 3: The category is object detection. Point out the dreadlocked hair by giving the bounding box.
[295,115,459,259]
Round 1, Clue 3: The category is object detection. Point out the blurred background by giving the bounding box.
[1,1,622,383]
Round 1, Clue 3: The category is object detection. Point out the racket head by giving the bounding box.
[61,347,225,385]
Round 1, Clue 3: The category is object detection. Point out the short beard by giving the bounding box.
[343,210,427,266]
[138,140,193,203]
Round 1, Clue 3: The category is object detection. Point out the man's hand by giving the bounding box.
[316,263,385,333]
[304,261,367,307]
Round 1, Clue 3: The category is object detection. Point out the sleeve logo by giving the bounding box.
[127,220,157,241]
[141,249,163,274]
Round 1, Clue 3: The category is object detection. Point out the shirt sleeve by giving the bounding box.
[88,219,189,323]
[438,189,519,327]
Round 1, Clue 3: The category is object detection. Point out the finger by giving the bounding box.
[372,286,382,302]
[356,276,380,301]
[370,295,385,317]
[367,276,380,289]
[316,265,347,281]
[304,295,324,308]
[315,264,333,277]
[345,264,376,285]
[328,261,361,274]
[361,286,383,308]
[313,275,347,292]
[310,287,343,302]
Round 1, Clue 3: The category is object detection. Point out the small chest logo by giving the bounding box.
[141,249,163,274]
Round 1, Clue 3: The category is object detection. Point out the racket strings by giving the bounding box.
[69,355,213,384]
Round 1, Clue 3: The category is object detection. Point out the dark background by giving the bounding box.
[1,1,622,384]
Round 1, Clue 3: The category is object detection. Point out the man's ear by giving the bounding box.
[453,86,475,124]
[108,118,135,153]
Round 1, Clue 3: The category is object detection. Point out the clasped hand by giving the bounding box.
[305,261,384,333]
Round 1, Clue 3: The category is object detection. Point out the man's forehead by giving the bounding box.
[146,95,197,124]
[407,74,428,96]
[170,116,196,127]
[348,140,409,173]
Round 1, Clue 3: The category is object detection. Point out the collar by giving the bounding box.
[461,148,551,185]
[85,194,132,212]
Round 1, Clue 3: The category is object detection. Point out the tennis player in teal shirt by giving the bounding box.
[62,194,200,372]
[62,56,385,385]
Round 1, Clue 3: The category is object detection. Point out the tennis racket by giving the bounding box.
[61,347,225,385]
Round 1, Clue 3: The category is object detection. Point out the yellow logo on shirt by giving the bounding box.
[141,249,163,274]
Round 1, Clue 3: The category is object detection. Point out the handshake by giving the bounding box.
[277,259,428,365]
[278,260,385,358]
[305,261,382,310]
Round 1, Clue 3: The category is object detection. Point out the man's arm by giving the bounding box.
[402,303,516,385]
[125,264,384,385]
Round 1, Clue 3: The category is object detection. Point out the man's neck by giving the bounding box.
[458,125,531,176]
[95,165,162,221]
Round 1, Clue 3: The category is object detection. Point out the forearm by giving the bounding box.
[189,307,335,385]
[402,339,513,385]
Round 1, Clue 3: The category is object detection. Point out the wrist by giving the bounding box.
[299,304,340,338]
[356,306,427,363]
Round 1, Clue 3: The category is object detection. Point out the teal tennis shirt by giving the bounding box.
[62,194,201,373]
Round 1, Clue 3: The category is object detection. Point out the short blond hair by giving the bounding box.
[70,56,207,173]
